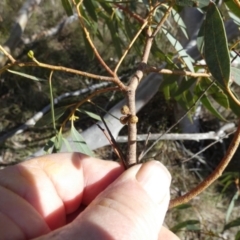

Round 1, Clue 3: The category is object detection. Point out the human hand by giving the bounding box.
[0,153,179,240]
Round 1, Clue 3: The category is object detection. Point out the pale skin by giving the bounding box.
[0,153,179,240]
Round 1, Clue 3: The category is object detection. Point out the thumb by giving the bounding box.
[78,160,171,239]
[37,161,173,240]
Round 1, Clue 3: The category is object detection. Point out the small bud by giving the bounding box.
[28,50,34,59]
[120,116,129,125]
[121,105,130,115]
[129,115,138,124]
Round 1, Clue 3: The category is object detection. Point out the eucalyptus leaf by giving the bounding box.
[7,69,46,81]
[175,0,209,8]
[162,28,194,72]
[61,0,73,16]
[77,109,102,121]
[83,0,98,22]
[171,220,200,232]
[204,2,230,87]
[69,122,94,156]
[224,217,240,231]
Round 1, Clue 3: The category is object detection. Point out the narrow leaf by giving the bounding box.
[70,122,94,156]
[224,217,240,231]
[83,0,98,22]
[175,0,209,8]
[7,69,46,81]
[162,28,194,72]
[204,2,230,86]
[77,109,102,121]
[171,220,200,232]
[61,0,73,16]
[225,191,239,223]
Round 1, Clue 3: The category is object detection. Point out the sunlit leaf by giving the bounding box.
[77,109,102,121]
[204,2,230,87]
[175,0,209,8]
[171,8,188,39]
[162,28,194,72]
[52,131,63,153]
[7,69,46,81]
[69,122,94,156]
[225,191,239,223]
[61,0,73,16]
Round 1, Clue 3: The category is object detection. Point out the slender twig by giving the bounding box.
[73,0,116,78]
[61,87,120,129]
[97,115,128,169]
[114,19,149,73]
[169,119,240,208]
[145,66,211,78]
[0,45,16,63]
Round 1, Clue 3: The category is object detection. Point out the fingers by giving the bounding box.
[0,153,124,231]
[36,160,176,240]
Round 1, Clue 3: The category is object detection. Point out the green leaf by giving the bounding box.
[83,0,98,22]
[61,0,73,16]
[35,106,68,127]
[69,122,94,156]
[171,8,188,39]
[224,217,240,231]
[199,78,229,109]
[171,220,200,232]
[162,28,194,72]
[7,69,46,81]
[77,109,102,121]
[231,67,240,86]
[174,77,196,97]
[235,230,240,240]
[52,131,63,153]
[225,0,240,23]
[44,136,56,153]
[174,203,192,210]
[175,0,209,8]
[204,2,230,87]
[195,84,227,121]
[225,191,239,223]
[197,20,204,54]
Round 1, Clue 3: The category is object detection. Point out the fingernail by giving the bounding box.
[136,161,171,203]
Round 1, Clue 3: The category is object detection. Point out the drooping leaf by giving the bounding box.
[7,69,46,81]
[77,109,102,121]
[174,77,196,97]
[52,131,63,153]
[44,136,56,153]
[83,0,98,22]
[171,220,200,232]
[224,217,240,231]
[69,122,94,156]
[195,84,227,121]
[199,78,229,109]
[171,8,188,39]
[225,191,239,223]
[197,20,205,54]
[175,0,209,8]
[225,0,240,25]
[61,0,73,16]
[204,2,230,87]
[162,28,194,72]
